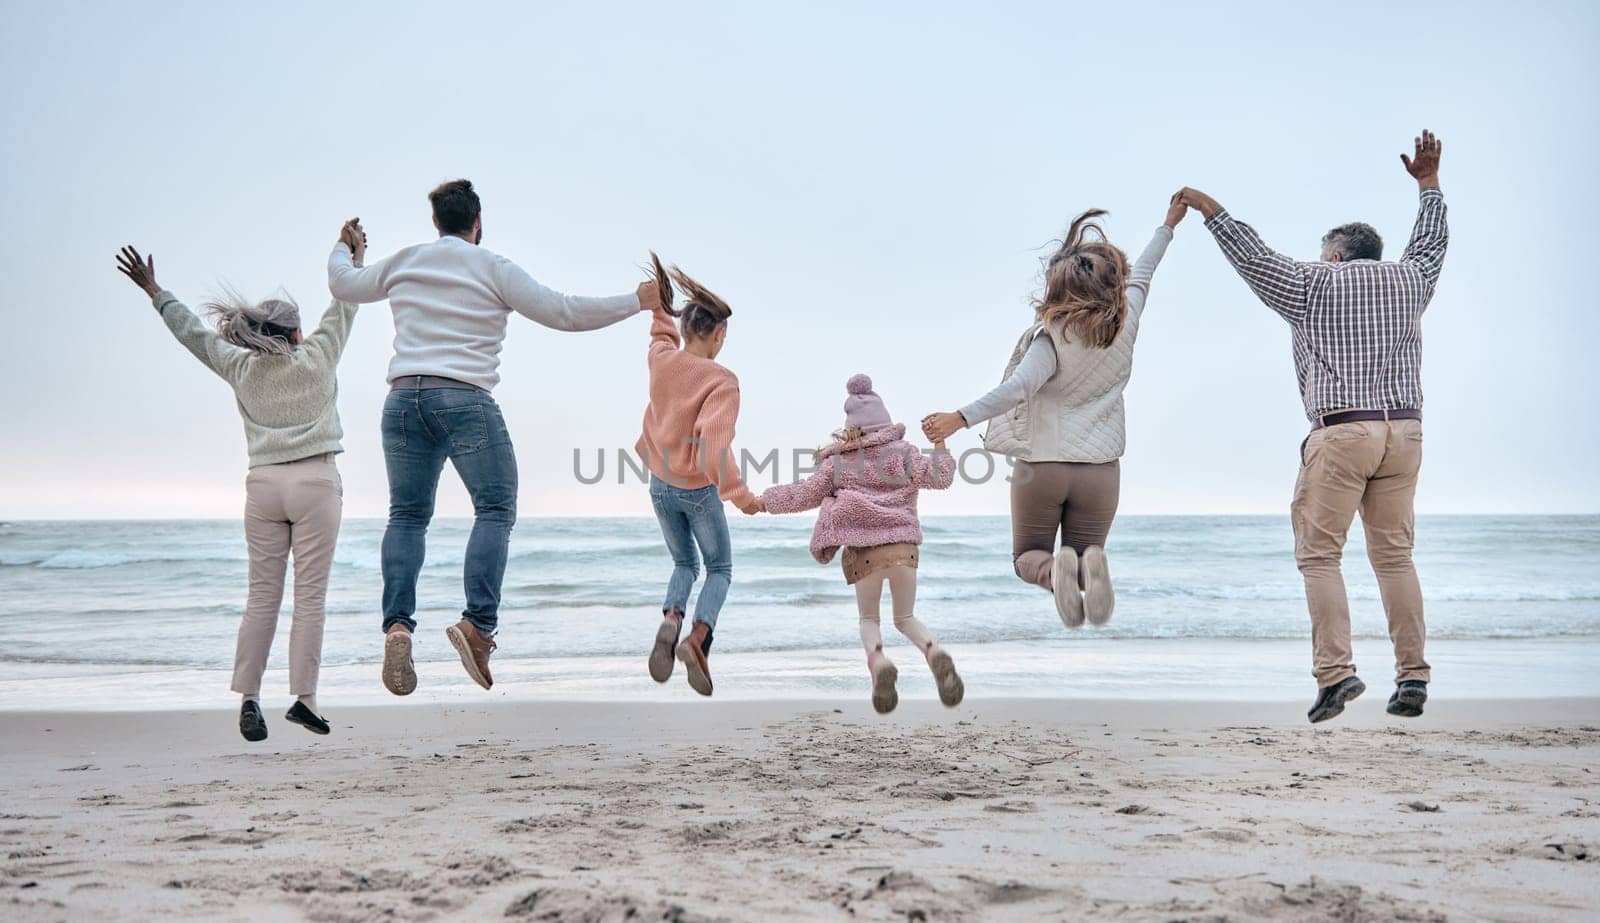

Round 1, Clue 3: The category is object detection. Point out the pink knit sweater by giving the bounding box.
[635,305,756,510]
[762,424,955,564]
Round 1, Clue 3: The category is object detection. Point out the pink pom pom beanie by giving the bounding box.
[844,374,893,432]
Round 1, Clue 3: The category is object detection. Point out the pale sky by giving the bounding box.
[2,0,1596,518]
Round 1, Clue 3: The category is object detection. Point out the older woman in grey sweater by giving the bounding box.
[116,234,362,743]
[923,201,1185,629]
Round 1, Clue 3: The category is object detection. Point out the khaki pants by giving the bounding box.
[234,455,343,698]
[1291,420,1428,688]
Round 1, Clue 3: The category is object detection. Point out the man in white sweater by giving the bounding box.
[328,179,662,695]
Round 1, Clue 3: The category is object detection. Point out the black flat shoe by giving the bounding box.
[239,700,268,742]
[1387,680,1428,717]
[1307,676,1366,724]
[285,700,331,735]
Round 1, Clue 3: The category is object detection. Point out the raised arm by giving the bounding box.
[300,300,361,366]
[326,220,390,304]
[491,256,651,332]
[1127,197,1186,299]
[116,246,242,381]
[1180,187,1310,323]
[923,332,1059,441]
[762,456,838,514]
[1398,130,1448,290]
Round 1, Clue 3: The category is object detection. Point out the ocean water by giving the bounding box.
[1,516,1597,708]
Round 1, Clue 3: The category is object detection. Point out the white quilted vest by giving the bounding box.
[981,306,1144,464]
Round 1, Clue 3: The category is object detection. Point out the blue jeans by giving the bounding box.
[649,476,731,631]
[380,386,517,636]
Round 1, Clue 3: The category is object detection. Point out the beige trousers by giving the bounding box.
[854,564,937,665]
[1291,420,1428,688]
[233,455,343,698]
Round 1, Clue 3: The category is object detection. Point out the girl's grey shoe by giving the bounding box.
[870,657,899,714]
[1051,548,1085,628]
[1387,680,1428,717]
[927,646,964,708]
[1081,545,1115,626]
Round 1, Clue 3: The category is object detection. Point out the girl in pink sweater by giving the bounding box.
[636,256,757,698]
[761,376,962,714]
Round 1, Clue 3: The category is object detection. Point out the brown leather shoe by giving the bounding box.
[675,620,713,696]
[382,625,417,696]
[649,609,683,683]
[445,619,496,690]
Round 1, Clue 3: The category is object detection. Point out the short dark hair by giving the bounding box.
[1322,222,1383,261]
[429,179,481,235]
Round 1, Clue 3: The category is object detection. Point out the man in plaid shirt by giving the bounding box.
[1175,130,1448,724]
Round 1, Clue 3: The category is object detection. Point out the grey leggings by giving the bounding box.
[1010,459,1120,589]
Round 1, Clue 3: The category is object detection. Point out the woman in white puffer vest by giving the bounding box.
[922,200,1186,627]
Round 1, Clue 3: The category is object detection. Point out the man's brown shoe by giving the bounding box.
[382,625,417,696]
[445,620,496,690]
[676,620,713,697]
[649,610,683,683]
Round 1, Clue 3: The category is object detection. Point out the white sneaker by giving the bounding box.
[1051,548,1085,628]
[1082,545,1115,626]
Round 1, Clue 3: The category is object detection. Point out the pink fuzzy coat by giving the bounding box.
[761,423,956,564]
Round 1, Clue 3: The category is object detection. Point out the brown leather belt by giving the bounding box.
[389,375,482,392]
[1314,408,1421,430]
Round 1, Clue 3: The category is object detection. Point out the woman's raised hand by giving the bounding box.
[1164,194,1188,230]
[921,411,966,444]
[115,246,161,298]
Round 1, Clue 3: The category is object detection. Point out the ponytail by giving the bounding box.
[203,285,301,355]
[653,255,732,340]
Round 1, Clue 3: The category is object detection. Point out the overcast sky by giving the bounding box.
[2,0,1595,519]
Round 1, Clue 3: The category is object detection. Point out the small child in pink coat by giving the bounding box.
[761,375,962,713]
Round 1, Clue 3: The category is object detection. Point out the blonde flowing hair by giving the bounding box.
[1035,209,1130,349]
[201,284,301,355]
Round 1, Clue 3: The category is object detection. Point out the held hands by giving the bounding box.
[1400,129,1442,188]
[115,245,161,298]
[339,218,367,264]
[1164,195,1189,230]
[1172,187,1222,220]
[921,411,966,444]
[740,497,765,515]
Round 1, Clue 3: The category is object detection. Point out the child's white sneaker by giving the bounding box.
[869,655,899,714]
[1082,545,1115,626]
[1051,548,1085,628]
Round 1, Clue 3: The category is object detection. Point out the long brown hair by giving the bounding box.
[651,251,731,340]
[1035,209,1130,349]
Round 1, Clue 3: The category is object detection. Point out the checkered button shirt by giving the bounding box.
[1204,189,1448,423]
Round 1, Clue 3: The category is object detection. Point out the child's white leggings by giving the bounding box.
[854,565,936,663]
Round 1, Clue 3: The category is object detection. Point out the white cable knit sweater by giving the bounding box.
[327,237,640,391]
[977,226,1172,463]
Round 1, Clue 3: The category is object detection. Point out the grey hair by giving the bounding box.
[1322,222,1384,261]
[201,284,302,355]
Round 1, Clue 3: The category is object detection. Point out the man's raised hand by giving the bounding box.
[340,218,367,263]
[115,245,161,298]
[1400,129,1442,188]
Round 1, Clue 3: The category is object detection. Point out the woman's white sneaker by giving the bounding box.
[1051,548,1085,628]
[1082,545,1115,626]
